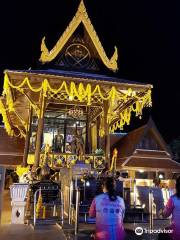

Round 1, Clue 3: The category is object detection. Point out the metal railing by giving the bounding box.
[68,181,73,225]
[67,181,81,235]
[74,187,80,235]
[149,188,153,230]
[33,188,64,227]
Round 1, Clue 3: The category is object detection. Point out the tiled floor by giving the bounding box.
[0,224,66,240]
[0,190,66,240]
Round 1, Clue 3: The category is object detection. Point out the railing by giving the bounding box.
[74,188,80,235]
[33,188,64,227]
[149,188,153,230]
[68,181,73,225]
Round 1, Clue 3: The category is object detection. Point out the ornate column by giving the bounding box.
[85,108,92,154]
[34,91,47,168]
[104,101,110,167]
[96,116,100,149]
[85,121,89,154]
[22,106,33,167]
[63,120,67,153]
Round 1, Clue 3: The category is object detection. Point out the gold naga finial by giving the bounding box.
[41,37,49,57]
[110,47,118,71]
[40,0,118,71]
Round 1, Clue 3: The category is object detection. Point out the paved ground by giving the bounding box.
[0,190,171,240]
[0,191,66,240]
[1,190,11,224]
[0,221,171,240]
[0,224,66,240]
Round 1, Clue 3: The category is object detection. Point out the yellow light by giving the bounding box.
[69,96,74,101]
[132,91,136,96]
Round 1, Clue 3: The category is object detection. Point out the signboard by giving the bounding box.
[31,181,60,204]
[0,167,5,224]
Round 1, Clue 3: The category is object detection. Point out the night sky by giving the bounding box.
[0,0,180,143]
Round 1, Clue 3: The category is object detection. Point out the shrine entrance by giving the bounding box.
[30,109,87,155]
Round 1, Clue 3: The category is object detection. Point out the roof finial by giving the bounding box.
[78,0,86,13]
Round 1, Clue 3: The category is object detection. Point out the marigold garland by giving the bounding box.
[0,99,14,136]
[1,73,152,137]
[16,165,29,177]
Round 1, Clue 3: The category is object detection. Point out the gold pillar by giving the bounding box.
[22,106,33,167]
[34,93,46,168]
[85,108,92,153]
[104,101,110,167]
[96,116,100,149]
[91,123,97,152]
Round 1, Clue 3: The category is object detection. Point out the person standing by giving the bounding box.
[160,176,180,239]
[89,177,125,240]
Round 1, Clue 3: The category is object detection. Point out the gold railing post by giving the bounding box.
[104,100,110,167]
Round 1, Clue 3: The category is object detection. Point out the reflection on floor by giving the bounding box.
[1,190,11,224]
[0,225,66,240]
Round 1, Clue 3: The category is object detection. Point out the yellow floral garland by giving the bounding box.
[3,73,148,107]
[16,165,29,177]
[1,73,152,137]
[0,99,14,136]
[109,91,152,133]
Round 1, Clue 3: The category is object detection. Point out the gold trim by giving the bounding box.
[0,99,14,136]
[40,0,118,71]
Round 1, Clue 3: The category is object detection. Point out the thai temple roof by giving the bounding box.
[112,117,172,158]
[0,0,153,139]
[40,0,118,72]
[7,69,149,87]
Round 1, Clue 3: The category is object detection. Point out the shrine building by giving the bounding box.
[0,0,152,170]
[112,118,180,187]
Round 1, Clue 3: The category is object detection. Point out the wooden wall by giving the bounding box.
[0,126,24,166]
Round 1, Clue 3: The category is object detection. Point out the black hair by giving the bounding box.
[176,176,180,198]
[103,177,117,201]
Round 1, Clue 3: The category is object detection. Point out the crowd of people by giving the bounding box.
[4,166,180,240]
[88,176,180,240]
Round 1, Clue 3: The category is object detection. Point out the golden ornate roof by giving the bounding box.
[40,0,118,71]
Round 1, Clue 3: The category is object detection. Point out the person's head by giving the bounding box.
[102,177,117,201]
[176,176,180,198]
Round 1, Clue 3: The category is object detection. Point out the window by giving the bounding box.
[29,114,87,154]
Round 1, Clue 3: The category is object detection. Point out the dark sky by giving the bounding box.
[0,0,180,143]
